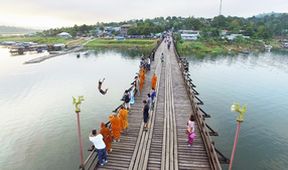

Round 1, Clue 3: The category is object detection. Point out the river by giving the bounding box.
[186,52,288,170]
[1,48,288,169]
[0,48,141,169]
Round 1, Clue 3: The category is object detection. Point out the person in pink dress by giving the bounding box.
[187,114,196,146]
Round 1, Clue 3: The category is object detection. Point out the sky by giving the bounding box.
[0,0,287,29]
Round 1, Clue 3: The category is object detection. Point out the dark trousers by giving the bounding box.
[97,148,107,164]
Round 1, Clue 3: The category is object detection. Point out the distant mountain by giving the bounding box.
[0,26,40,35]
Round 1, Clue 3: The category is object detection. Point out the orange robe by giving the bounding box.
[119,108,129,130]
[109,115,121,140]
[151,75,157,90]
[100,122,112,152]
[139,69,145,93]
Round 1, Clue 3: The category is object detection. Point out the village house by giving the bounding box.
[120,24,133,37]
[57,32,72,39]
[179,30,200,40]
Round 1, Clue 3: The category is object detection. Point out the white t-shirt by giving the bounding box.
[187,120,195,133]
[89,134,106,150]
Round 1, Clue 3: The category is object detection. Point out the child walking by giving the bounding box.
[187,114,196,146]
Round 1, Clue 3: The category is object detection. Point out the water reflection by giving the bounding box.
[89,47,151,59]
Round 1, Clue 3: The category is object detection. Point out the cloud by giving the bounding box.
[0,0,287,28]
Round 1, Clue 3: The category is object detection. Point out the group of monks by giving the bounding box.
[97,58,157,153]
[99,106,129,153]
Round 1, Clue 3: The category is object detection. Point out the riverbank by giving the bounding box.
[0,36,68,44]
[0,36,157,50]
[0,36,90,47]
[84,38,157,49]
[176,38,283,57]
[84,39,157,56]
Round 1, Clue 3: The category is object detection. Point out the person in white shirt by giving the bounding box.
[187,114,196,146]
[89,129,108,166]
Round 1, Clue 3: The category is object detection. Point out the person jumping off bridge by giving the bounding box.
[98,78,108,95]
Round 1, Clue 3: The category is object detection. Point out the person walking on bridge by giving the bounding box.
[150,88,156,110]
[100,122,113,153]
[89,129,108,166]
[151,73,157,90]
[139,68,145,94]
[187,114,196,146]
[142,100,150,131]
[161,53,164,63]
[118,106,129,132]
[109,114,122,142]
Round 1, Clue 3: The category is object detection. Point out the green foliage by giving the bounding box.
[42,24,95,37]
[34,13,288,41]
[85,39,156,49]
[0,36,69,44]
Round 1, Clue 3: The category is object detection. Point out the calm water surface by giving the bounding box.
[187,53,288,170]
[0,48,141,169]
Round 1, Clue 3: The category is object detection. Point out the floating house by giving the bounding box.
[1,41,16,46]
[53,43,66,51]
[114,36,125,41]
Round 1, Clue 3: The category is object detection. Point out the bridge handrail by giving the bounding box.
[81,39,162,170]
[172,38,222,170]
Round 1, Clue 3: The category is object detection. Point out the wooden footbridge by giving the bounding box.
[82,36,228,170]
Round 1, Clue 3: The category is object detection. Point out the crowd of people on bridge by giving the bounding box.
[89,53,159,166]
[88,35,196,167]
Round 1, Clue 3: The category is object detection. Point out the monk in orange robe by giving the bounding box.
[100,122,113,152]
[139,68,146,94]
[118,106,129,131]
[151,73,157,90]
[109,114,122,142]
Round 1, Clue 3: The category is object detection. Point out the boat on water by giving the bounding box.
[49,51,62,54]
[9,46,25,55]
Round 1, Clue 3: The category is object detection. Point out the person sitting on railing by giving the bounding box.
[118,106,129,133]
[123,90,131,110]
[186,114,196,147]
[140,56,145,68]
[89,129,108,166]
[151,73,157,90]
[134,76,140,96]
[109,114,122,142]
[147,57,151,71]
[100,122,113,153]
[152,50,155,61]
[98,78,108,95]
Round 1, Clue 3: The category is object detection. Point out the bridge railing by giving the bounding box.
[172,38,222,170]
[81,39,162,170]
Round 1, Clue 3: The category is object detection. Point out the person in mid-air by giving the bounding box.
[98,78,108,95]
